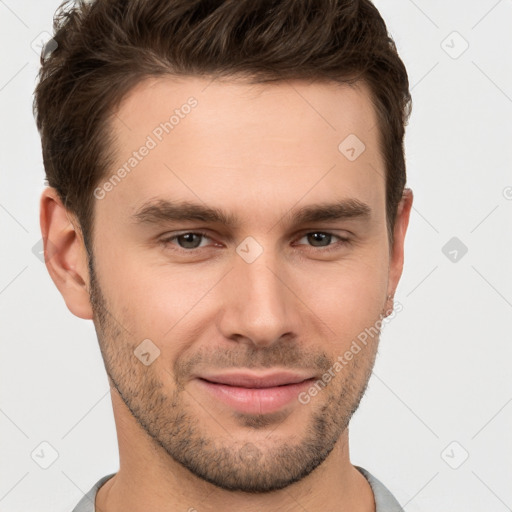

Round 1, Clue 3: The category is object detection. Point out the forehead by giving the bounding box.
[100,76,385,228]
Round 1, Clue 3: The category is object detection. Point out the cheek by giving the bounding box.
[94,231,389,351]
[98,252,223,338]
[291,256,388,345]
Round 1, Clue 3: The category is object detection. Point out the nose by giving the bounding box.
[217,246,300,349]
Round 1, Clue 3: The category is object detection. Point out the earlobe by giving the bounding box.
[39,187,94,320]
[386,187,413,304]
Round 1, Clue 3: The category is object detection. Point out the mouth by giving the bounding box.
[194,371,316,415]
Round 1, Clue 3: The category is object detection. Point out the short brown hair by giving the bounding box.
[33,0,411,251]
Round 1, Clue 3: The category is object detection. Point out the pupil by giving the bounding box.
[179,233,201,248]
[309,233,330,247]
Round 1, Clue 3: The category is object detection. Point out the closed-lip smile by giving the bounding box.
[194,370,317,415]
[197,371,316,388]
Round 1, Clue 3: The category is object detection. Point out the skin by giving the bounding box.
[41,76,412,512]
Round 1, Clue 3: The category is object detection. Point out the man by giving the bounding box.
[34,0,413,510]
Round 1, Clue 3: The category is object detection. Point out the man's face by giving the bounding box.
[89,76,397,492]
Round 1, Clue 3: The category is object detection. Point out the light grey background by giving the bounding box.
[1,1,511,511]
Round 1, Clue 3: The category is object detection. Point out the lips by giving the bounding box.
[194,371,317,415]
[198,371,315,388]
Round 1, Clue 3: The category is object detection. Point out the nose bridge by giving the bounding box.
[218,240,297,347]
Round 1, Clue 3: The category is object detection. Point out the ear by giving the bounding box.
[39,187,93,320]
[385,188,413,314]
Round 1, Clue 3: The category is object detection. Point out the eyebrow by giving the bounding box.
[132,198,371,229]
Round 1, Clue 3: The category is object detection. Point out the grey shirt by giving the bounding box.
[72,465,403,511]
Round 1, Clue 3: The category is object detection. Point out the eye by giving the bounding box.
[160,231,213,250]
[295,231,350,251]
[159,230,351,253]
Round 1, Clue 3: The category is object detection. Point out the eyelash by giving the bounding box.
[159,231,351,253]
